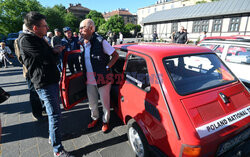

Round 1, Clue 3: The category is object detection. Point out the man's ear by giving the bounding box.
[33,25,38,32]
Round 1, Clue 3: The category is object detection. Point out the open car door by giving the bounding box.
[60,50,87,110]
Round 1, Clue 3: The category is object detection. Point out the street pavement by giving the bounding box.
[0,61,136,157]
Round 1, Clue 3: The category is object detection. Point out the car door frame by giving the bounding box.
[60,49,87,110]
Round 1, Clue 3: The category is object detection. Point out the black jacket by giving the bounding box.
[82,32,111,88]
[175,32,187,44]
[19,32,60,89]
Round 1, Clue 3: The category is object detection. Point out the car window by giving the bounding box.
[200,44,217,50]
[213,45,224,57]
[125,54,150,90]
[112,49,126,74]
[163,53,236,95]
[226,46,250,64]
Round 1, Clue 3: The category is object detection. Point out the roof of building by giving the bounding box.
[67,4,90,11]
[103,9,134,18]
[142,0,250,24]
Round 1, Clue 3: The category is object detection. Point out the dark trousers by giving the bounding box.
[26,78,44,117]
[68,54,81,74]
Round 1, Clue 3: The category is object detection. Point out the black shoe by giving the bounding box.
[32,115,47,121]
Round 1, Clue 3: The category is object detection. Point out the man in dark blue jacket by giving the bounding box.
[61,27,81,74]
[19,11,74,157]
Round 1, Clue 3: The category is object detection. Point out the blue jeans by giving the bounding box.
[36,83,63,153]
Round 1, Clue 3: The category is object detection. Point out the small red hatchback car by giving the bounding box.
[60,43,250,157]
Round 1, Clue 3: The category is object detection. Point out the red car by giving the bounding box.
[60,43,250,157]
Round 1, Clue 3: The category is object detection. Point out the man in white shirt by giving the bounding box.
[0,42,13,68]
[79,19,119,132]
[119,32,123,44]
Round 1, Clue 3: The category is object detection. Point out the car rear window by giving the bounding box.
[163,53,237,95]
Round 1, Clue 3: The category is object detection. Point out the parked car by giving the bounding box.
[0,33,6,43]
[198,35,250,44]
[60,43,250,157]
[198,39,250,88]
[5,33,19,51]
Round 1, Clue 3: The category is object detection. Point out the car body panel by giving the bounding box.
[61,43,250,157]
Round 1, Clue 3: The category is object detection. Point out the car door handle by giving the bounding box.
[121,96,124,102]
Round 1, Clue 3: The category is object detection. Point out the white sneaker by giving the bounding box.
[48,136,51,144]
[54,149,75,157]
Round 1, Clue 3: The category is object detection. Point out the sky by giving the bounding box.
[38,0,157,14]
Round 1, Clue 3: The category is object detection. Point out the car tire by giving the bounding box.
[127,119,150,157]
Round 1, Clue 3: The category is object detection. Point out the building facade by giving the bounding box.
[137,0,212,26]
[141,0,250,42]
[103,8,137,25]
[67,3,90,19]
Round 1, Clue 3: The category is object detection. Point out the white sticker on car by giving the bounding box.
[196,106,250,138]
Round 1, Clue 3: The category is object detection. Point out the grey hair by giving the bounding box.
[82,19,95,31]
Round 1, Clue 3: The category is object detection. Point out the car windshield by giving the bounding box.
[163,53,236,95]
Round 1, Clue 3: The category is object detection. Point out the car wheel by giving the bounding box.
[127,119,150,157]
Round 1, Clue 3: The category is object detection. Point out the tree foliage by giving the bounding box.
[0,0,43,35]
[41,5,80,33]
[86,10,105,31]
[0,0,82,35]
[196,0,220,4]
[105,15,125,34]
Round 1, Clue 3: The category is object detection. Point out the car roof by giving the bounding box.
[114,43,213,58]
[201,36,250,43]
[199,39,250,46]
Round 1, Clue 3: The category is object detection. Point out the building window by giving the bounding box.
[229,17,240,32]
[172,23,178,33]
[152,24,157,33]
[193,20,209,33]
[212,19,222,32]
[154,8,157,12]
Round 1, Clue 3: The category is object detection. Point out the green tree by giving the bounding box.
[98,23,108,37]
[64,12,80,32]
[42,5,80,33]
[86,10,105,31]
[196,0,220,4]
[196,0,207,4]
[42,5,65,32]
[0,0,43,35]
[124,23,141,37]
[105,15,125,34]
[125,23,135,31]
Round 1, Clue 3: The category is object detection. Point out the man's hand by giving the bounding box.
[53,45,65,54]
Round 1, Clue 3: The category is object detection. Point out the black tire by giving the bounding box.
[127,119,150,157]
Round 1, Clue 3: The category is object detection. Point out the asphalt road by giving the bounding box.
[0,60,136,157]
